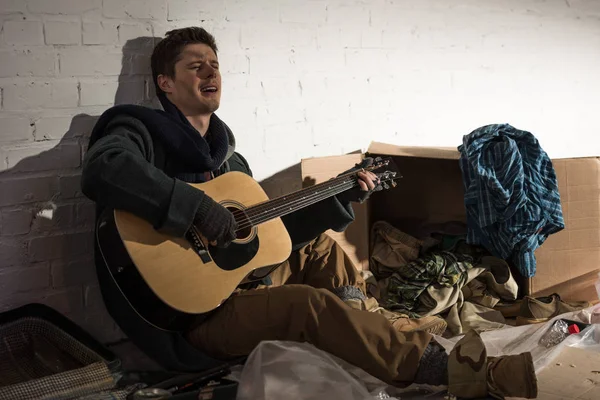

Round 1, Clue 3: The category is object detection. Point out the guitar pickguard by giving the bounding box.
[208,236,259,271]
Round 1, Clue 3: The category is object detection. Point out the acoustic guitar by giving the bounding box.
[96,157,401,331]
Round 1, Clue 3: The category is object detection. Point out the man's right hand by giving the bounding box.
[193,195,238,248]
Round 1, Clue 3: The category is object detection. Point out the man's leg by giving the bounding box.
[270,233,447,336]
[268,233,366,295]
[186,284,431,387]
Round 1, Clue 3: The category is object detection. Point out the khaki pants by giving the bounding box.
[186,234,432,387]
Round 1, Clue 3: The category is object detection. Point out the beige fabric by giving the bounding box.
[186,233,432,387]
[368,222,520,336]
[444,257,518,336]
[369,221,422,279]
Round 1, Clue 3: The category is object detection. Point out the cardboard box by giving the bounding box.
[300,142,600,302]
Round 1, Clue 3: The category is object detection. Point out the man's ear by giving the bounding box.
[157,74,173,94]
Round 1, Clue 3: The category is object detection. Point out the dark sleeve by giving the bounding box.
[282,197,355,250]
[226,152,253,176]
[81,115,206,237]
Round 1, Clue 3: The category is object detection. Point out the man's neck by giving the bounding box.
[185,114,211,137]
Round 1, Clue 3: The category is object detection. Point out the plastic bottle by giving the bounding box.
[539,320,580,348]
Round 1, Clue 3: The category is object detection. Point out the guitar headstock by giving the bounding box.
[366,156,402,191]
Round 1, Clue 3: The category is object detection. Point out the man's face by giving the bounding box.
[160,43,221,115]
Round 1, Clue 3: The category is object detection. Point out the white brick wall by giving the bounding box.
[0,0,599,359]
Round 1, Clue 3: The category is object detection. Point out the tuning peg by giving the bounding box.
[383,182,390,190]
[391,181,397,188]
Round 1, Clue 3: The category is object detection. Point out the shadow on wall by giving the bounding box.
[0,36,360,354]
[0,37,157,358]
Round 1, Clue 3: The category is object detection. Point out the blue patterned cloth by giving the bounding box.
[458,124,564,278]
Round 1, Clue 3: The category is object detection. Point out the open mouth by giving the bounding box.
[201,86,218,93]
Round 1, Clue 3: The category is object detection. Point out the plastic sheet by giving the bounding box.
[231,306,600,400]
[434,305,600,374]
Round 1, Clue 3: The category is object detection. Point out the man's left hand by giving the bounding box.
[336,158,383,204]
[356,170,380,192]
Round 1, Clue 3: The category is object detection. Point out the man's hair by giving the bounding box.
[150,27,218,95]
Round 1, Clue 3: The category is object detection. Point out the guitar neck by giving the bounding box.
[242,173,360,227]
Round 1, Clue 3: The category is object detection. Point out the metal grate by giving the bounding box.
[0,316,104,387]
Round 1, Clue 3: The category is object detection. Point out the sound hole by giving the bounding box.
[227,206,252,240]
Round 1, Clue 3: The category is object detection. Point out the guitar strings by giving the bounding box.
[231,174,356,222]
[227,172,357,222]
[231,174,358,220]
[235,168,391,225]
[237,169,393,230]
[233,178,359,231]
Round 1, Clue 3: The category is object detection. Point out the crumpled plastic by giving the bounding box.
[229,306,600,400]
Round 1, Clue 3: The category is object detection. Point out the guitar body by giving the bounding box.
[96,171,292,331]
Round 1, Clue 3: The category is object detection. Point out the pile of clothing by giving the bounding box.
[363,220,589,337]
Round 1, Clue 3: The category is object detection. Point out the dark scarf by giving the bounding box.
[89,94,231,176]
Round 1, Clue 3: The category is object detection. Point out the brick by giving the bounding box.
[29,231,92,262]
[31,203,75,232]
[117,23,152,45]
[82,21,118,45]
[0,208,32,236]
[289,27,317,48]
[103,0,167,19]
[0,175,59,206]
[59,48,122,76]
[0,289,50,312]
[84,284,103,309]
[0,0,28,13]
[75,201,96,227]
[3,20,44,45]
[113,79,146,105]
[34,116,72,141]
[263,122,311,156]
[51,257,96,288]
[305,98,350,123]
[0,49,56,77]
[256,100,305,126]
[344,49,389,74]
[167,0,225,21]
[43,287,84,314]
[258,77,302,99]
[167,0,199,21]
[44,20,81,45]
[224,0,278,23]
[58,174,83,199]
[27,0,101,15]
[247,50,296,77]
[0,240,27,267]
[241,25,289,49]
[280,2,327,24]
[6,142,81,171]
[2,81,79,111]
[361,28,383,48]
[130,53,152,75]
[80,79,118,106]
[293,48,345,73]
[0,117,32,143]
[0,264,50,293]
[79,308,127,343]
[219,53,249,75]
[326,4,370,26]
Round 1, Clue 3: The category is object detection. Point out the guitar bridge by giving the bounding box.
[186,227,212,263]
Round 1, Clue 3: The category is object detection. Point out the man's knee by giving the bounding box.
[283,284,343,317]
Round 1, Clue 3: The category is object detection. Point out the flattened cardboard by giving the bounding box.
[510,347,600,400]
[300,142,600,301]
[300,154,369,270]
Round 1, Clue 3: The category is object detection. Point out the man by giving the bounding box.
[81,27,538,398]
